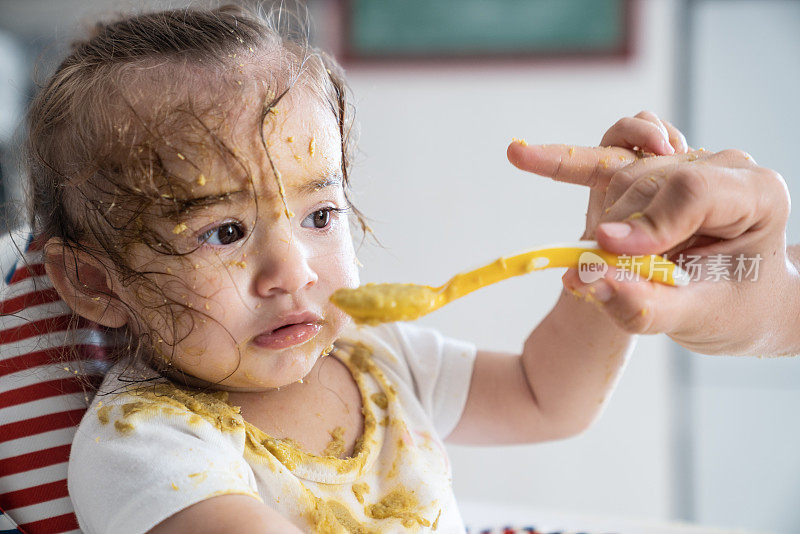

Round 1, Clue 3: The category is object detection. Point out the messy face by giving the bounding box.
[115,86,360,391]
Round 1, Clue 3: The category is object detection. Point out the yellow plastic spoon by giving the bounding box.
[331,240,689,325]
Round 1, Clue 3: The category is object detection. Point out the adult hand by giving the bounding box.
[507,114,800,356]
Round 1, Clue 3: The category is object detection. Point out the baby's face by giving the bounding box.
[118,87,359,390]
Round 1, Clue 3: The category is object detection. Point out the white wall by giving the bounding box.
[347,0,681,521]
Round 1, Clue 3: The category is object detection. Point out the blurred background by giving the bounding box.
[1,0,798,532]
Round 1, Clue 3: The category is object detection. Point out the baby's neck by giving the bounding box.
[226,352,365,458]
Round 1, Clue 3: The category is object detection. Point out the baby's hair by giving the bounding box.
[22,2,370,393]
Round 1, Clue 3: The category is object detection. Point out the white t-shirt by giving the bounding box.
[68,322,477,533]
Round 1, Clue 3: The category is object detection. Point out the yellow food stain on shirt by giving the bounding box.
[97,405,112,424]
[121,401,148,418]
[387,437,405,479]
[280,437,304,451]
[114,420,134,434]
[323,426,346,458]
[120,382,245,435]
[241,343,386,478]
[432,509,442,530]
[171,482,180,491]
[324,500,377,534]
[188,471,208,484]
[366,486,430,528]
[305,493,350,534]
[370,392,388,410]
[352,482,370,504]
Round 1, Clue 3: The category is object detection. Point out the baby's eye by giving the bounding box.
[301,208,335,229]
[199,221,246,246]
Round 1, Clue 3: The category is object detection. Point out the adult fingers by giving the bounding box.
[704,148,759,168]
[583,187,607,239]
[563,266,715,336]
[507,142,637,187]
[601,152,704,215]
[601,115,674,156]
[629,111,689,155]
[662,120,689,154]
[596,162,789,255]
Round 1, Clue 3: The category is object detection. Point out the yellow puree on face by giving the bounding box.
[331,244,683,325]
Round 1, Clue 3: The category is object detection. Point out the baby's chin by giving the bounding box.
[167,314,350,391]
[222,328,343,391]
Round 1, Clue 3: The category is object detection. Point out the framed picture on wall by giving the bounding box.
[340,0,633,64]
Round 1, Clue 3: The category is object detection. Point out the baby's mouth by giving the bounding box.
[252,310,324,350]
[252,322,322,350]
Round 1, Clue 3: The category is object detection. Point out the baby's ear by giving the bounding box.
[44,237,129,328]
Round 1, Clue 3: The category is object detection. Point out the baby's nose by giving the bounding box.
[252,237,318,297]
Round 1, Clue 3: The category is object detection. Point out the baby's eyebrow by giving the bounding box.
[289,174,343,195]
[170,175,343,216]
[170,190,250,216]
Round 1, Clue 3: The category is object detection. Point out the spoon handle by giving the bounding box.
[438,240,688,304]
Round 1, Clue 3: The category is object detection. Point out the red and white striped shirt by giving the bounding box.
[1,231,114,534]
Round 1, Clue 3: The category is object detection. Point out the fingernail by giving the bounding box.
[599,222,632,239]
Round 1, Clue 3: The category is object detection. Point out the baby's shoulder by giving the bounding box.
[74,360,248,454]
[67,366,261,534]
